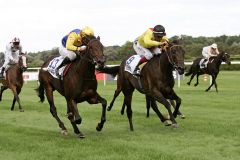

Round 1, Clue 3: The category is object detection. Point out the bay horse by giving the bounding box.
[98,41,185,130]
[36,35,106,138]
[185,52,231,92]
[0,54,27,112]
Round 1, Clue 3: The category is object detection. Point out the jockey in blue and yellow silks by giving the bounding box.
[56,26,94,76]
[133,25,169,75]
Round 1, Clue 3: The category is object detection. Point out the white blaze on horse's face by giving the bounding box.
[21,55,27,68]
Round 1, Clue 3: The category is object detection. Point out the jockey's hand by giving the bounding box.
[77,45,87,51]
[160,41,168,46]
[14,59,18,63]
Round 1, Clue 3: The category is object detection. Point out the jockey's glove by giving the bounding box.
[77,45,87,51]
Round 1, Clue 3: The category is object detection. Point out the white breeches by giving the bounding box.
[133,41,161,60]
[59,45,77,61]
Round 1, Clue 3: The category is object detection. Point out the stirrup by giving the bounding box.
[133,69,141,76]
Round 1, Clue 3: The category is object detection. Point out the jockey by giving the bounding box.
[200,43,219,68]
[56,26,95,76]
[0,37,23,79]
[133,25,168,75]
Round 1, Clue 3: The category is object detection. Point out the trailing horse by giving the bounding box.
[0,54,27,111]
[185,52,231,92]
[98,42,185,130]
[36,36,107,138]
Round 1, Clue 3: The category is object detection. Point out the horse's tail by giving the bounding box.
[35,81,45,103]
[185,65,193,76]
[97,65,120,77]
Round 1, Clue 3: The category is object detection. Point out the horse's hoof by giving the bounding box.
[194,84,198,87]
[11,109,14,111]
[96,123,103,131]
[172,123,179,128]
[178,114,186,119]
[120,110,124,115]
[77,133,85,139]
[61,130,68,136]
[75,118,82,125]
[20,109,24,112]
[163,120,172,126]
[187,82,190,85]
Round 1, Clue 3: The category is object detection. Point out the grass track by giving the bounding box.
[0,71,240,160]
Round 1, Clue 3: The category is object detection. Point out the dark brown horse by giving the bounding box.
[185,52,231,92]
[36,36,106,138]
[98,42,185,130]
[0,54,27,111]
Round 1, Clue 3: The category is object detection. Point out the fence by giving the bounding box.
[23,62,240,87]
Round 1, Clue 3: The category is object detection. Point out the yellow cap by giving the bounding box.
[81,26,94,36]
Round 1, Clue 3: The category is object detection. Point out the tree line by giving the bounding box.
[0,35,240,67]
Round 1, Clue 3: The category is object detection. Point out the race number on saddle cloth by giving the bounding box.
[125,55,141,74]
[47,57,66,79]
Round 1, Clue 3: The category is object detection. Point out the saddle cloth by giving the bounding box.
[47,57,66,79]
[124,55,141,74]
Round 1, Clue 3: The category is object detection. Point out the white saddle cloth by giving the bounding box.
[124,55,141,74]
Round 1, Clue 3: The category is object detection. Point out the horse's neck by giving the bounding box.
[159,53,174,75]
[212,54,223,67]
[74,57,95,78]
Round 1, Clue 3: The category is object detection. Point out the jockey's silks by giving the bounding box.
[138,28,168,48]
[61,29,82,51]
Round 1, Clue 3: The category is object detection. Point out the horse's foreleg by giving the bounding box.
[168,92,182,118]
[108,87,121,111]
[194,74,200,86]
[187,73,196,85]
[11,97,16,111]
[206,75,216,92]
[120,100,126,115]
[69,100,82,124]
[10,86,23,112]
[66,101,84,138]
[214,75,218,92]
[169,100,185,119]
[147,96,170,125]
[0,85,8,101]
[152,89,178,128]
[96,93,107,131]
[45,86,67,134]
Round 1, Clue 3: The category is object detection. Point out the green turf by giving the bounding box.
[0,71,240,160]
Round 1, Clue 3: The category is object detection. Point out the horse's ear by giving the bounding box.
[97,36,100,41]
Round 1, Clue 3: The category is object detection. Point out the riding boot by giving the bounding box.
[0,67,5,79]
[133,57,148,76]
[56,57,71,78]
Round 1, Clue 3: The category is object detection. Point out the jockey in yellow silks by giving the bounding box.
[56,26,94,76]
[133,25,169,75]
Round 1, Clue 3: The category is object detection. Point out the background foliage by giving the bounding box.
[1,35,240,67]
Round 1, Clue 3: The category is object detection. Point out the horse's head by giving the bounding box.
[19,53,28,71]
[221,52,231,65]
[163,42,185,75]
[81,35,106,68]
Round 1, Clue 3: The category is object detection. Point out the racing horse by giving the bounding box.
[36,35,106,138]
[185,52,231,92]
[97,41,185,130]
[0,53,27,111]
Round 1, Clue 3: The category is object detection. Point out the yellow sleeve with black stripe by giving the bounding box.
[139,29,161,48]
